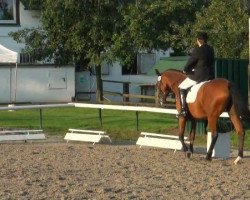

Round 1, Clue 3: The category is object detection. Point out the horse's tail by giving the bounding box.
[229,82,250,120]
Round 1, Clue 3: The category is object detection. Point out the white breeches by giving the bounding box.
[178,77,197,89]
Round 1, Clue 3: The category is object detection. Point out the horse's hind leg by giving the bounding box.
[189,120,196,155]
[204,119,208,135]
[229,109,245,164]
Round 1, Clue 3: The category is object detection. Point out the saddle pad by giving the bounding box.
[186,81,209,103]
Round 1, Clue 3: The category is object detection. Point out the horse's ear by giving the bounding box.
[155,69,161,76]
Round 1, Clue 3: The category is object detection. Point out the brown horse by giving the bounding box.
[155,69,249,164]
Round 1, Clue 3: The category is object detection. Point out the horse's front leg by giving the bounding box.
[206,116,219,161]
[178,117,188,155]
[206,131,218,161]
[206,118,218,161]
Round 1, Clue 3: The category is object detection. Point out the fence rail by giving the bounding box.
[1,103,74,111]
[102,79,158,105]
[0,103,229,132]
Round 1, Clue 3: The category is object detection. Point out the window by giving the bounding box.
[137,53,156,74]
[0,0,19,24]
[20,52,35,64]
[122,56,138,75]
[122,53,156,75]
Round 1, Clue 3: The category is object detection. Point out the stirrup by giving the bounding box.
[176,110,187,118]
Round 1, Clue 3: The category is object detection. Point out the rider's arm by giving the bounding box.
[183,47,199,73]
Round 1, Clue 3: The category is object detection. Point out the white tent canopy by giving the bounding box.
[0,44,18,102]
[0,44,18,63]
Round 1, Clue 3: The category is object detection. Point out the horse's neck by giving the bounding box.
[171,83,181,97]
[167,72,185,95]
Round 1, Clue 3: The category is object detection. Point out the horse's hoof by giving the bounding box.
[205,156,212,161]
[234,156,243,165]
[186,151,192,159]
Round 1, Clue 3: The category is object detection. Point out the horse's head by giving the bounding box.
[155,69,171,107]
[155,69,186,107]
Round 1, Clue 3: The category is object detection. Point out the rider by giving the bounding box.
[177,32,215,117]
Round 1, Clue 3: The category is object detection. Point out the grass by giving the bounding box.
[0,107,249,149]
[0,107,178,139]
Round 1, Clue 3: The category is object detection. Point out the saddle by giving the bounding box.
[186,81,210,103]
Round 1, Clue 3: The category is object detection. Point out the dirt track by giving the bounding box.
[0,141,249,200]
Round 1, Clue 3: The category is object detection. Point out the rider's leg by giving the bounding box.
[179,88,188,117]
[177,78,197,117]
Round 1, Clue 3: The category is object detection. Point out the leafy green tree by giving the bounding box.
[11,0,205,101]
[110,0,205,67]
[12,0,248,105]
[186,0,249,59]
[12,0,124,102]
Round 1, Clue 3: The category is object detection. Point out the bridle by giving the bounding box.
[157,74,185,106]
[157,76,167,106]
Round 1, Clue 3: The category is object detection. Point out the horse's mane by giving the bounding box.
[161,69,186,79]
[160,68,186,90]
[168,69,183,72]
[162,68,183,75]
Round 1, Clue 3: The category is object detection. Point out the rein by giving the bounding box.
[158,70,186,96]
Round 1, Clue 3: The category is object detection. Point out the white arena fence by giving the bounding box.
[72,103,229,117]
[0,103,229,117]
[0,102,229,130]
[0,103,231,157]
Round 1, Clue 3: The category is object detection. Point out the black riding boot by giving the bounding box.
[177,89,187,117]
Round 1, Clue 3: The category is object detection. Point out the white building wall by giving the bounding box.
[0,4,76,103]
[0,65,75,103]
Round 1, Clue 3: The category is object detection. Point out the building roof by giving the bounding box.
[0,44,18,63]
[147,56,189,76]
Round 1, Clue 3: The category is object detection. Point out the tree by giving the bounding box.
[11,0,124,102]
[12,0,248,104]
[109,0,205,67]
[11,0,206,101]
[186,0,249,59]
